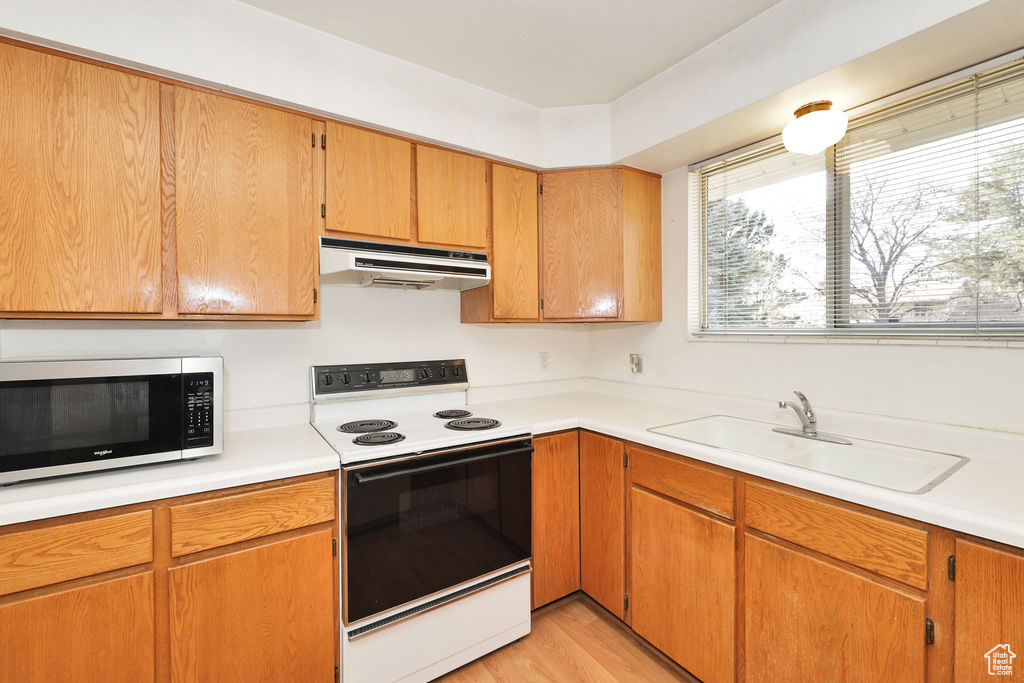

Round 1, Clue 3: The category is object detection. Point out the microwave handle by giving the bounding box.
[352,444,534,484]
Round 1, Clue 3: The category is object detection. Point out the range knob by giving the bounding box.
[418,368,429,380]
[322,374,334,386]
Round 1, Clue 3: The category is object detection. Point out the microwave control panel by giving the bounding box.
[184,372,215,448]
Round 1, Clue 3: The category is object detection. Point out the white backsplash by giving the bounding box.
[0,283,589,416]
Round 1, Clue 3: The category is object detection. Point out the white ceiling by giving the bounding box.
[238,0,783,107]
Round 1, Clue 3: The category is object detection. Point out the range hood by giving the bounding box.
[319,237,490,290]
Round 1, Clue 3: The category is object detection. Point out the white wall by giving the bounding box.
[0,284,588,415]
[585,169,1024,435]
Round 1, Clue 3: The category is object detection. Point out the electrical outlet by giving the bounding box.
[539,351,550,371]
[629,353,645,375]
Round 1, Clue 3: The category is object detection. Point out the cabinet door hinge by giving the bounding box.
[334,665,340,682]
[321,203,326,219]
[947,554,955,581]
[314,288,319,305]
[538,183,543,195]
[623,451,629,468]
[332,537,337,556]
[623,593,630,612]
[321,133,327,150]
[925,617,935,645]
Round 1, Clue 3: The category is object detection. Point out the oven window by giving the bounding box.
[0,375,183,472]
[345,442,531,623]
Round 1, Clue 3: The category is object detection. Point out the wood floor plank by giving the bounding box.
[438,594,689,682]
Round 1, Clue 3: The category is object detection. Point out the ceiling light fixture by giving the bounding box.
[782,100,848,155]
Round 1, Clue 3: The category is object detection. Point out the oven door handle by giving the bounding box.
[352,444,534,484]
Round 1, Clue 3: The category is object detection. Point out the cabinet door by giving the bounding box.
[540,169,621,319]
[532,431,580,608]
[169,529,335,681]
[630,487,734,683]
[174,87,316,315]
[579,431,625,618]
[0,572,154,682]
[0,43,161,314]
[415,145,488,248]
[745,534,926,682]
[955,539,1024,680]
[492,165,539,319]
[325,122,412,240]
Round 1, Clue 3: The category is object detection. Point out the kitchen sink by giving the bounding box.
[649,415,968,494]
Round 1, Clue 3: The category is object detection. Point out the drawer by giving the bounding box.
[170,476,335,557]
[745,482,928,589]
[0,510,153,596]
[629,445,735,520]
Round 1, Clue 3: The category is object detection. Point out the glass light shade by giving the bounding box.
[782,103,848,155]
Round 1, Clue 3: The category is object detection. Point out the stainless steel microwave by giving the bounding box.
[0,357,223,484]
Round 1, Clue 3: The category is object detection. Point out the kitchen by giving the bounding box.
[1,0,1023,681]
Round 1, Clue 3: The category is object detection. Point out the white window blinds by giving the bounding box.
[696,57,1024,336]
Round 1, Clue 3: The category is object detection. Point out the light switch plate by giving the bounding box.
[539,351,550,371]
[629,353,645,374]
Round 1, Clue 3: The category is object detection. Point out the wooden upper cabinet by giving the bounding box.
[0,43,162,314]
[745,533,926,682]
[955,539,1024,680]
[174,87,316,316]
[415,145,489,249]
[540,167,660,321]
[579,431,626,619]
[532,431,580,609]
[492,165,539,319]
[325,123,412,241]
[541,169,621,319]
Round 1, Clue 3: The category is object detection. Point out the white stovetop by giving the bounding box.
[311,392,531,464]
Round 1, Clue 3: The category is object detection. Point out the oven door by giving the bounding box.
[0,358,186,483]
[343,436,532,624]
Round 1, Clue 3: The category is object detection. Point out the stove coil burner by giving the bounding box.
[445,417,501,431]
[352,432,406,446]
[433,409,472,419]
[338,419,397,434]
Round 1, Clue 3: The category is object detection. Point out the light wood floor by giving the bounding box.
[437,594,694,682]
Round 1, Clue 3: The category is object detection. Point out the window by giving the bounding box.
[694,58,1024,337]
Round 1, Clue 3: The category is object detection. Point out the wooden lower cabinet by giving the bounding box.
[745,533,926,682]
[0,473,338,683]
[169,529,335,681]
[579,431,626,619]
[630,487,735,683]
[531,431,580,608]
[0,572,155,683]
[954,538,1024,680]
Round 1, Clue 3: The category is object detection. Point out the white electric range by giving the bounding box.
[310,359,533,683]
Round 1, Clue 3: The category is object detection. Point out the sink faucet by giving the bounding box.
[779,390,817,437]
[774,391,853,445]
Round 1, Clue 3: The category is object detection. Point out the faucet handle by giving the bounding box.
[793,390,812,412]
[777,400,788,409]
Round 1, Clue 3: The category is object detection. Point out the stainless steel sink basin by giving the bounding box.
[649,415,968,494]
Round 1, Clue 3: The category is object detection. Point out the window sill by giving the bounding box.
[687,334,1024,349]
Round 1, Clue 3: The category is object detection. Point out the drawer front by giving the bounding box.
[629,445,735,520]
[170,476,335,557]
[0,510,153,596]
[745,482,928,589]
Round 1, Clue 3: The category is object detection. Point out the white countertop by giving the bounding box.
[4,387,1023,552]
[0,424,340,526]
[476,391,1024,551]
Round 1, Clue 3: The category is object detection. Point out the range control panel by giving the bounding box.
[313,359,468,397]
[183,372,215,448]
